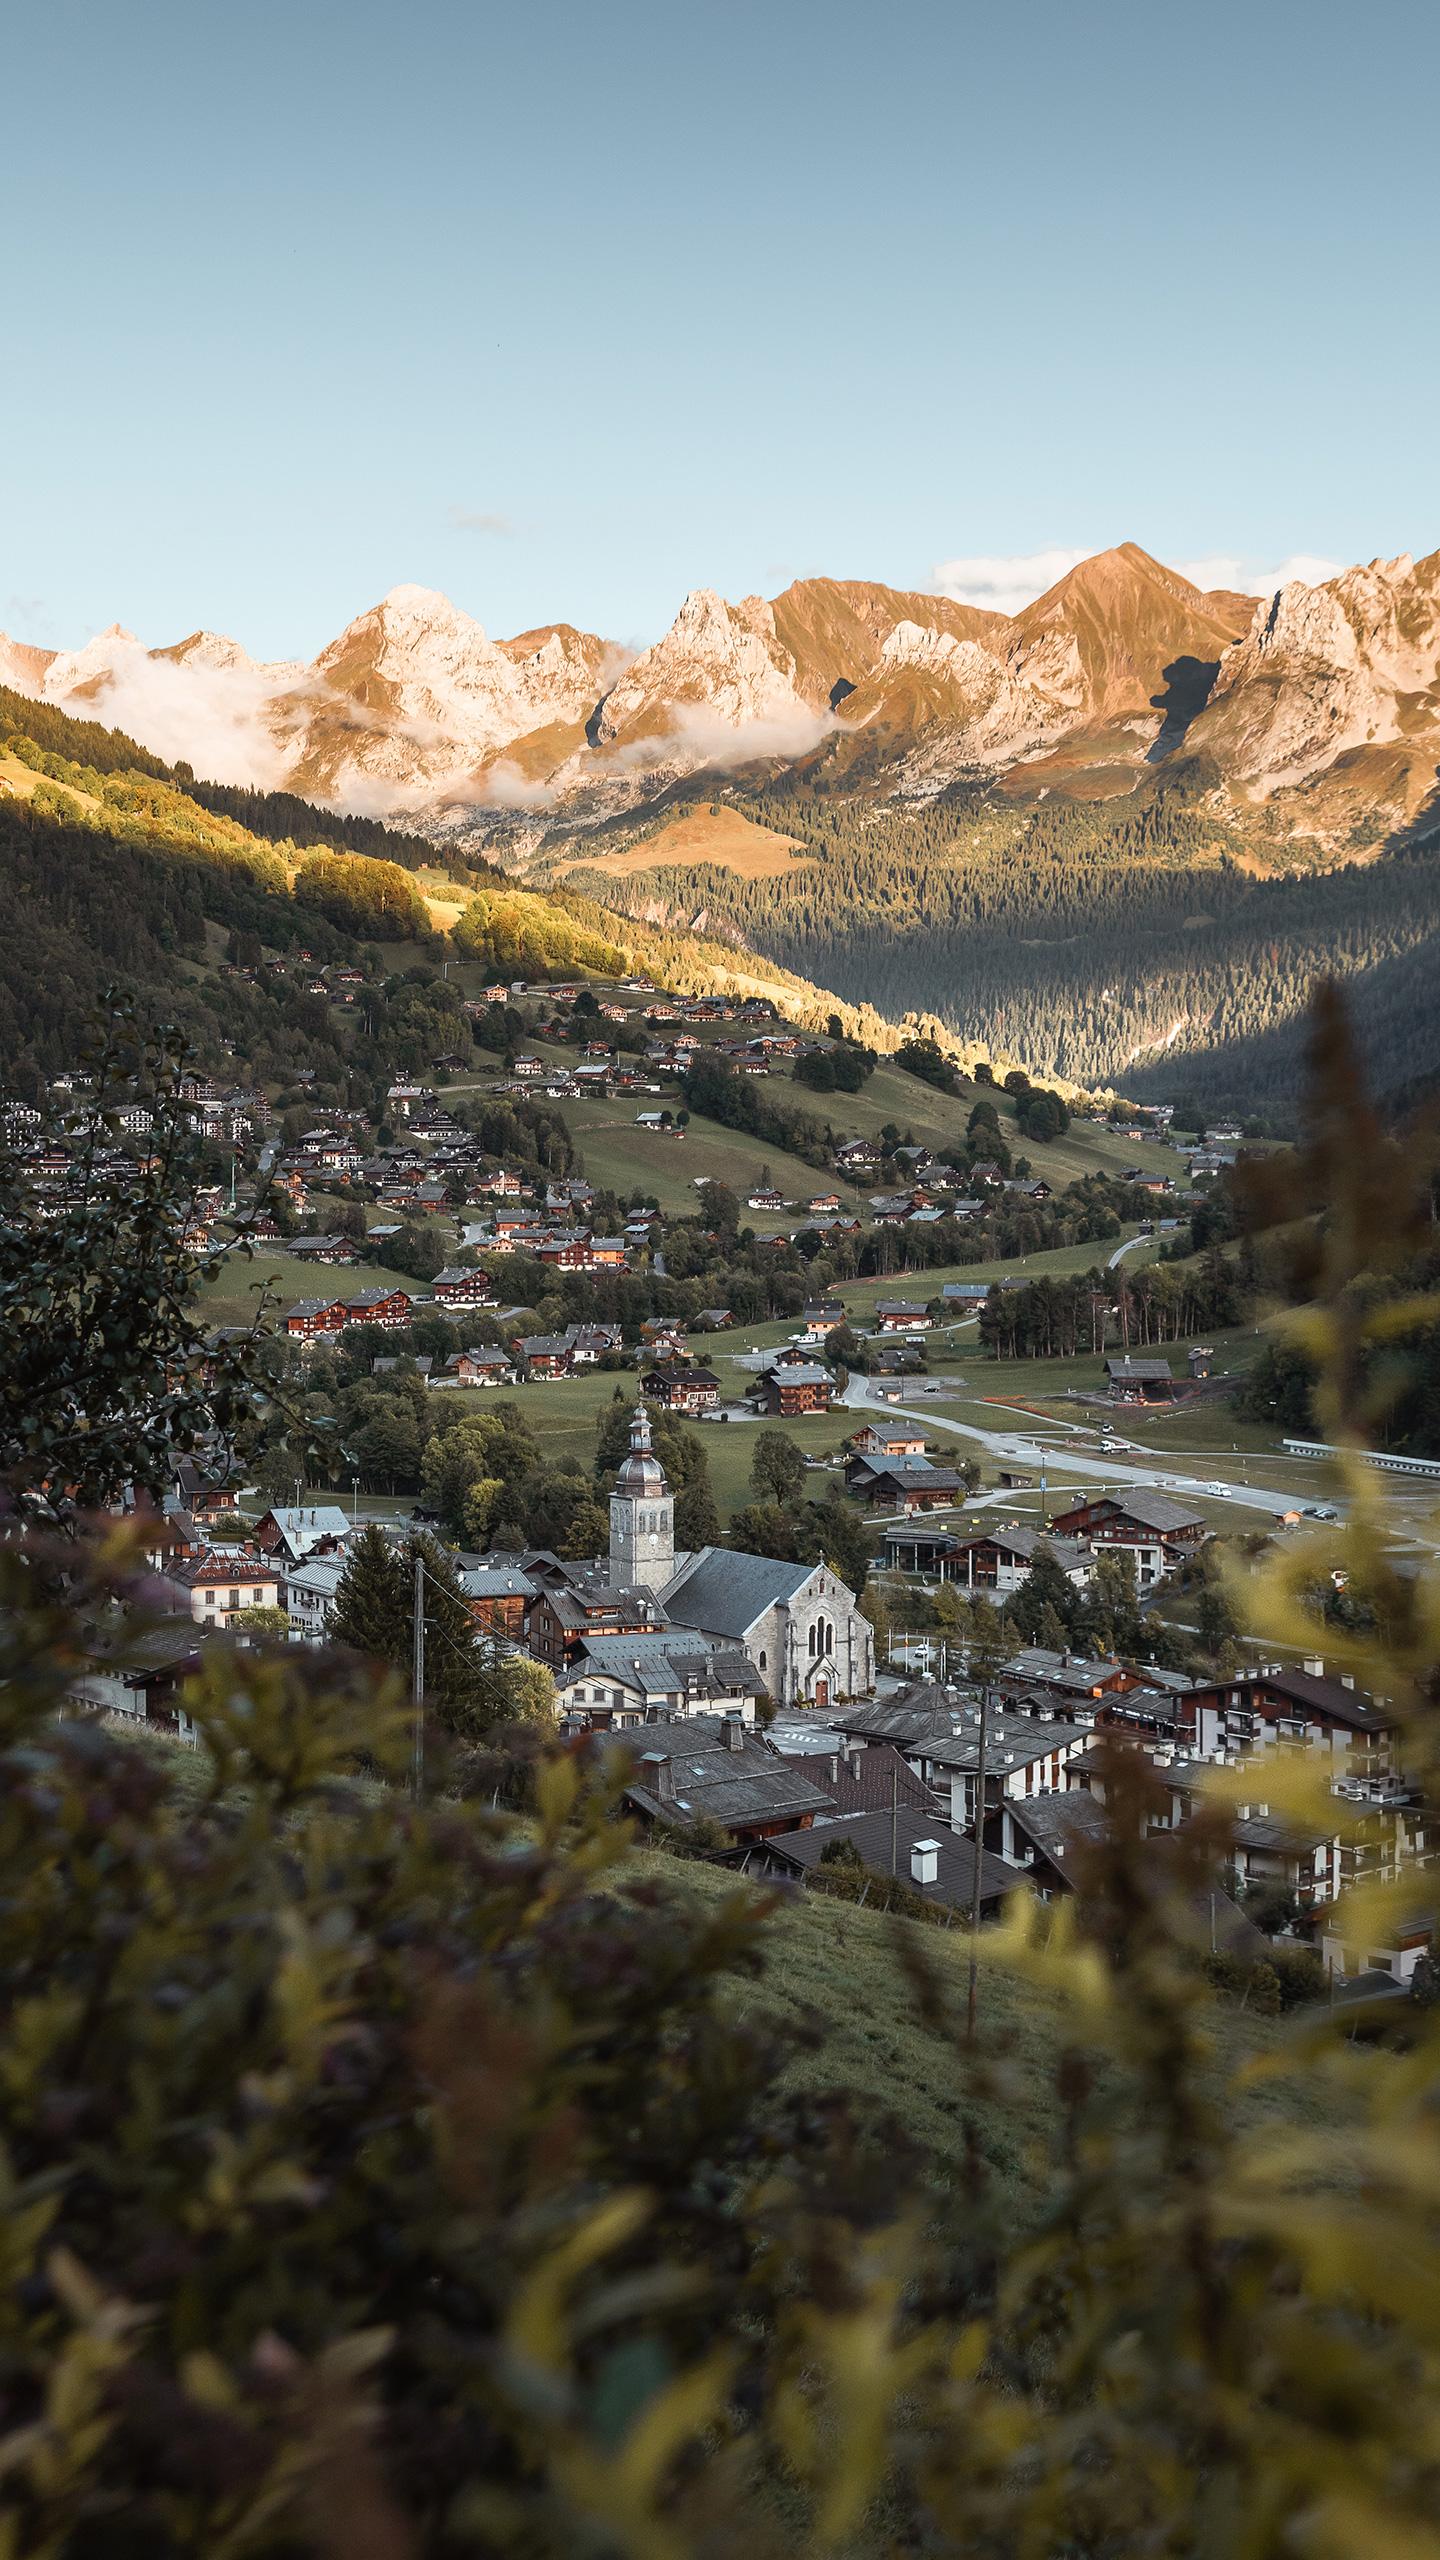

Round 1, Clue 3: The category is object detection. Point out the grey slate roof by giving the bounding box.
[605,1717,834,1828]
[765,1807,1022,1910]
[1003,1788,1111,1884]
[661,1546,817,1639]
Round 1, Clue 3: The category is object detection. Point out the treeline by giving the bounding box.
[978,1251,1242,1359]
[680,1052,833,1169]
[183,778,475,874]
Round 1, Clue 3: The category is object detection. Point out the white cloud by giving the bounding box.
[45,637,296,789]
[932,548,1094,614]
[448,505,514,536]
[932,545,1347,616]
[1173,553,1344,598]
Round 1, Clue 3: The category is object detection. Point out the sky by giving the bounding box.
[4,0,1438,659]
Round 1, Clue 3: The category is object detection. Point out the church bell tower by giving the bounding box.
[609,1404,674,1591]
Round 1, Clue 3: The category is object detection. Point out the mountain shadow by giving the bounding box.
[1148,655,1222,763]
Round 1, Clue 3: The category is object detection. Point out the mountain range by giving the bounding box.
[5,541,1438,848]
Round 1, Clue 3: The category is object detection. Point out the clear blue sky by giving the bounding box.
[4,0,1436,657]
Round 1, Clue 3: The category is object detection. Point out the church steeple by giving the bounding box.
[609,1403,674,1591]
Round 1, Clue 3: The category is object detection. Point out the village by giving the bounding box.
[10,967,1431,2014]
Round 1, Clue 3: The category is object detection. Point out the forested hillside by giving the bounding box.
[0,692,913,1094]
[544,779,1440,1108]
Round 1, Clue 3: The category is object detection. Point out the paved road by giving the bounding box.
[1107,1232,1152,1271]
[841,1377,1315,1521]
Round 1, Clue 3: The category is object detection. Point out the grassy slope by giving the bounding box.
[628,1852,1332,2204]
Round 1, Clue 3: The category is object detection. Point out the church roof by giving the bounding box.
[662,1546,818,1638]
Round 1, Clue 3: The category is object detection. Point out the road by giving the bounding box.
[1107,1232,1152,1271]
[840,1377,1315,1521]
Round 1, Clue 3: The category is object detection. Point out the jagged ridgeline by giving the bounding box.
[549,777,1440,1108]
[0,688,929,1096]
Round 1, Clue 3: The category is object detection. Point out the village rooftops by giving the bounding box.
[604,1716,835,1832]
[762,1807,1022,1913]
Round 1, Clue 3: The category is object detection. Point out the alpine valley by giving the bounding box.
[5,538,1440,1111]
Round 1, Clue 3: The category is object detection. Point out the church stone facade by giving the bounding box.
[607,1404,875,1708]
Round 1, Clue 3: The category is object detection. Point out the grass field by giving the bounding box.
[560,803,812,881]
[199,1245,422,1326]
[629,1852,1335,2204]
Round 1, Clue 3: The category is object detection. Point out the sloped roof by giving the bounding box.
[606,1717,834,1828]
[662,1546,819,1638]
[1004,1789,1111,1884]
[766,1808,1022,1910]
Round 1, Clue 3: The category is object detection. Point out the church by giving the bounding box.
[605,1405,876,1710]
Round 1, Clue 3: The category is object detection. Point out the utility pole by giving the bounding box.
[411,1551,425,1802]
[890,1748,899,1884]
[966,1685,992,2048]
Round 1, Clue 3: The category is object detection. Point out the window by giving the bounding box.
[758,1651,766,1670]
[229,1591,239,1610]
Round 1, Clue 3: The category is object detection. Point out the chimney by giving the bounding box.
[640,1750,675,1803]
[723,1714,745,1752]
[910,1839,940,1888]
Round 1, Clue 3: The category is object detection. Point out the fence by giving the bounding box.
[1282,1439,1440,1481]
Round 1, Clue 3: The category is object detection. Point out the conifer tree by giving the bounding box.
[330,1523,409,1662]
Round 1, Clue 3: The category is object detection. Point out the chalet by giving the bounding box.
[253,1505,352,1564]
[806,1193,842,1216]
[527,1577,669,1671]
[284,1233,360,1266]
[986,1788,1113,1898]
[517,1334,574,1380]
[752,1361,830,1418]
[926,1526,1095,1596]
[640,1363,721,1415]
[1105,1356,1181,1403]
[557,1638,764,1731]
[850,1421,927,1458]
[177,1553,284,1629]
[1179,1663,1399,1783]
[695,1306,735,1332]
[282,1555,348,1645]
[1047,1491,1207,1583]
[871,1342,926,1375]
[875,1301,932,1334]
[755,1807,1022,1919]
[608,1716,833,1844]
[997,1647,1138,1713]
[345,1286,414,1332]
[433,1267,495,1311]
[511,1056,544,1079]
[746,1188,786,1212]
[804,1296,847,1328]
[1322,1905,1436,1992]
[285,1296,349,1343]
[845,1452,964,1513]
[838,1694,1093,1830]
[439,1347,516,1387]
[68,1624,205,1731]
[879,1524,966,1577]
[458,1560,535,1644]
